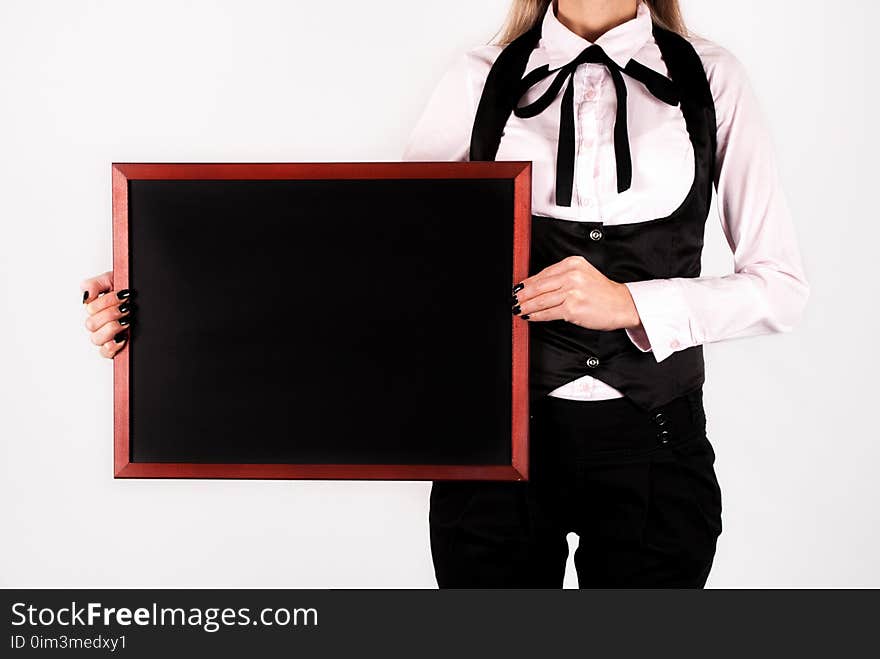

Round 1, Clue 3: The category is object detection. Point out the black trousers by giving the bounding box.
[428,388,722,588]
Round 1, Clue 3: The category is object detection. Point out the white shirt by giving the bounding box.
[402,0,810,401]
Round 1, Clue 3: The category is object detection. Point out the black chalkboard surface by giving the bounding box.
[112,163,531,480]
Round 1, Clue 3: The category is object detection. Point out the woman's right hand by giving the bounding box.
[81,270,133,359]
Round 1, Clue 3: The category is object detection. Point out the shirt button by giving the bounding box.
[670,339,681,349]
[584,87,597,100]
[589,228,603,241]
[585,356,600,368]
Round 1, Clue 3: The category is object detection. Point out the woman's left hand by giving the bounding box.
[512,255,642,332]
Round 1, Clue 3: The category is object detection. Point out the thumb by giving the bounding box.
[81,270,114,304]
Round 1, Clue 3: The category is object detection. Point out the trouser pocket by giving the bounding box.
[641,429,723,588]
[650,389,722,542]
[664,433,723,541]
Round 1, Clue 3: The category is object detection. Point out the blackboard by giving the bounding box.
[112,162,531,480]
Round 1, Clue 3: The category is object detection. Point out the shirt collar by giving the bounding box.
[540,0,654,70]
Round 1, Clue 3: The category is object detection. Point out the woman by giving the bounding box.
[401,0,809,588]
[81,0,809,588]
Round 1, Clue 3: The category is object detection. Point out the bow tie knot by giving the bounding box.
[570,44,612,68]
[513,44,680,206]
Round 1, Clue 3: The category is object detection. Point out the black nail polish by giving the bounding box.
[512,305,521,315]
[116,288,131,300]
[511,294,519,306]
[521,314,530,320]
[118,302,130,314]
[118,316,131,327]
[114,331,127,343]
[82,290,89,303]
[512,282,524,294]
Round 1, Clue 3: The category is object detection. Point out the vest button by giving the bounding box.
[589,228,603,241]
[653,412,668,427]
[658,429,670,444]
[585,356,600,368]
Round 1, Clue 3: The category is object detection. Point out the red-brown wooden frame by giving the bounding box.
[112,162,531,480]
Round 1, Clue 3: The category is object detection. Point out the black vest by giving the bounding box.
[470,20,717,413]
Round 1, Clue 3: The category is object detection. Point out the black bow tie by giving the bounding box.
[513,43,680,207]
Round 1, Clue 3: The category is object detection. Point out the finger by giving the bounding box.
[530,255,586,281]
[521,300,568,323]
[81,271,114,305]
[518,289,567,316]
[520,299,567,323]
[84,298,133,333]
[515,273,567,304]
[89,316,133,346]
[514,255,588,299]
[99,333,128,359]
[84,286,132,316]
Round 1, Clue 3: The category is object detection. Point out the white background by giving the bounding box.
[0,0,876,588]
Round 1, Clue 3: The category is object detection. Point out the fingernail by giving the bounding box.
[118,302,131,314]
[512,282,524,294]
[511,295,519,306]
[512,305,521,315]
[521,314,530,320]
[116,289,131,300]
[82,290,89,303]
[114,331,127,343]
[119,316,131,327]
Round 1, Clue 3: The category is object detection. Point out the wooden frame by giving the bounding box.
[112,162,532,480]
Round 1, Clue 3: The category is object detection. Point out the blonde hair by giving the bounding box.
[491,0,686,45]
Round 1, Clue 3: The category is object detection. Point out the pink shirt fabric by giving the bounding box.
[402,0,810,401]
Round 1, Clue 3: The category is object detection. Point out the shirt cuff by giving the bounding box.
[624,322,652,352]
[623,279,694,363]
